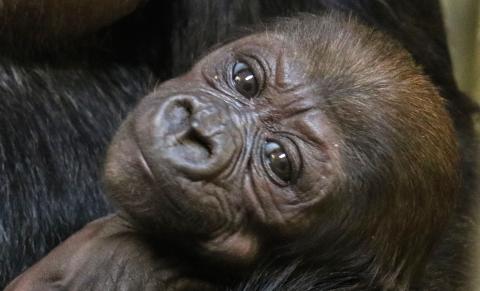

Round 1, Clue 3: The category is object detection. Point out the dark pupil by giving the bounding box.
[264,141,291,182]
[233,62,258,97]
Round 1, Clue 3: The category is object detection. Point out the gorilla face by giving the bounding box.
[104,13,459,279]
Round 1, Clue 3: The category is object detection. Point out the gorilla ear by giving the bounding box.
[0,0,145,45]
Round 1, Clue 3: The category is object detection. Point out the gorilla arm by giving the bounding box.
[4,215,216,291]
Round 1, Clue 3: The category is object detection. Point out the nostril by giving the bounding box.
[165,100,192,135]
[185,123,214,156]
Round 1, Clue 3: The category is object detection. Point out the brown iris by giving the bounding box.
[264,141,292,182]
[233,62,259,98]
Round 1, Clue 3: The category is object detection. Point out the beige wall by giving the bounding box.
[441,0,480,100]
[441,2,480,290]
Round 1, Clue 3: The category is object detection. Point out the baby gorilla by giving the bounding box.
[6,13,459,290]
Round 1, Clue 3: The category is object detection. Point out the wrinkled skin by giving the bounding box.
[6,14,460,290]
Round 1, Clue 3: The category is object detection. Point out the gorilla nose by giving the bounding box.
[148,95,236,180]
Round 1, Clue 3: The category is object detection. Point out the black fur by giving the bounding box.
[0,59,152,287]
[0,0,476,289]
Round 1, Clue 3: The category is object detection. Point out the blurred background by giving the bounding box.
[441,0,480,100]
[440,1,480,289]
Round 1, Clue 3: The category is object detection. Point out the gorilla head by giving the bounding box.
[104,13,458,287]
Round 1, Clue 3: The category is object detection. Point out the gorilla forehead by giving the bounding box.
[197,12,423,121]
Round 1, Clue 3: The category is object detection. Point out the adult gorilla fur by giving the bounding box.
[0,0,477,290]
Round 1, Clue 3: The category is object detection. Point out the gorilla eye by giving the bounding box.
[232,62,259,98]
[263,141,292,183]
